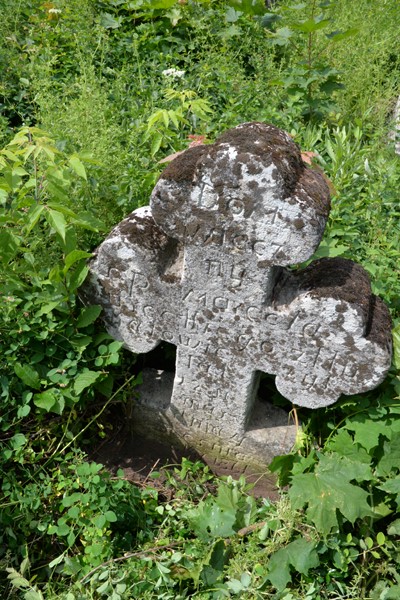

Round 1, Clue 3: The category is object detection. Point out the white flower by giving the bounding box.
[162,68,185,79]
[48,8,62,14]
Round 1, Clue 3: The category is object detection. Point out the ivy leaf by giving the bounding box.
[76,305,102,328]
[267,538,319,590]
[14,363,41,390]
[74,370,102,395]
[289,454,372,534]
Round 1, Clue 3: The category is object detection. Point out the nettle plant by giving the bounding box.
[264,0,358,123]
[0,127,124,424]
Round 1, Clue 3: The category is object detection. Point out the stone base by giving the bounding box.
[131,369,297,478]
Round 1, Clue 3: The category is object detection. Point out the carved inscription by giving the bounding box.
[86,121,392,458]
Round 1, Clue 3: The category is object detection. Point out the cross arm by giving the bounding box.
[84,207,182,353]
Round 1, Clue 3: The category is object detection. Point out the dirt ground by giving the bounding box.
[91,420,281,500]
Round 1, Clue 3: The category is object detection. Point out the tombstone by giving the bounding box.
[83,122,392,476]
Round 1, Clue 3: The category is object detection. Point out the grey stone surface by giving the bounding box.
[84,122,392,470]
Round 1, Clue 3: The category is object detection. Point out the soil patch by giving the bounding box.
[90,423,280,500]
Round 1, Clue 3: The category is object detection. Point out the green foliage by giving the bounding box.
[0,127,123,426]
[263,0,356,123]
[1,0,400,598]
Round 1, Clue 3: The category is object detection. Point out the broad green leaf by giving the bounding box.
[227,0,266,16]
[48,554,66,569]
[326,27,359,42]
[148,0,177,9]
[36,300,62,317]
[225,7,241,22]
[46,202,77,218]
[95,374,114,398]
[10,433,27,449]
[387,518,400,536]
[167,109,180,129]
[52,395,65,415]
[13,166,29,177]
[345,419,389,452]
[14,363,41,390]
[292,18,330,33]
[378,475,400,508]
[289,454,372,534]
[376,438,400,477]
[105,510,117,522]
[93,514,106,529]
[327,430,371,464]
[25,204,45,234]
[67,506,80,519]
[69,335,92,350]
[17,404,31,418]
[0,230,21,263]
[260,13,282,28]
[64,250,92,272]
[76,305,102,328]
[74,370,102,395]
[147,109,168,130]
[100,12,123,29]
[69,155,87,180]
[201,540,230,586]
[34,390,57,412]
[267,538,319,590]
[46,182,70,204]
[73,212,106,232]
[0,188,8,204]
[187,497,236,541]
[46,209,66,242]
[69,264,89,292]
[151,132,163,156]
[269,27,294,46]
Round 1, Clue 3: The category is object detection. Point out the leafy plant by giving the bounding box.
[264,0,358,122]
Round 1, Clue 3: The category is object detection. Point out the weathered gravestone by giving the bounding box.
[84,122,392,474]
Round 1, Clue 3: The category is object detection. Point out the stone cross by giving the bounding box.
[84,122,392,469]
